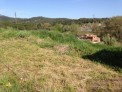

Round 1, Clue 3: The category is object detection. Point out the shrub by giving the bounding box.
[102,34,117,46]
[54,23,63,32]
[3,30,18,39]
[16,31,30,38]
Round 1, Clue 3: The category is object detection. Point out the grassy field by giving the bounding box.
[0,28,122,92]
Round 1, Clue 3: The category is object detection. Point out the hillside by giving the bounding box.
[0,14,107,24]
[0,15,14,21]
[0,28,122,92]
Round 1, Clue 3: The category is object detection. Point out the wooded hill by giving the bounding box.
[0,15,107,26]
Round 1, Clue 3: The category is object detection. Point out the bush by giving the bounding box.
[70,23,81,35]
[3,30,18,39]
[102,34,117,46]
[16,31,30,38]
[54,24,63,32]
[55,23,81,35]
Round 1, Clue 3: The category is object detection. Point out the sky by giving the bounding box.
[0,0,122,19]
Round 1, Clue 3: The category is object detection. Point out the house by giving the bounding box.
[79,34,100,43]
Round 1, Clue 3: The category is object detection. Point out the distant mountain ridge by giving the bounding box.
[0,15,72,21]
[0,14,110,26]
[0,15,73,24]
[0,15,14,21]
[0,14,108,22]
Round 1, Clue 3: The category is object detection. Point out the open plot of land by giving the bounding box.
[0,29,122,92]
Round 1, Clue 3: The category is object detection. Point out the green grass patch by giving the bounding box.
[1,28,122,71]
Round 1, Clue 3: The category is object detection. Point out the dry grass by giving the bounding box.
[53,44,69,54]
[0,35,122,92]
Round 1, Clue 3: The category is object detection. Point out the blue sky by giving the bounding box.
[0,0,122,19]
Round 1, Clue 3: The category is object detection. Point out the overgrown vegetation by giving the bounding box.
[1,28,122,69]
[0,27,122,91]
[102,34,117,46]
[1,15,122,44]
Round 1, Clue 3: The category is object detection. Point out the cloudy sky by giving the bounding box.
[0,0,122,18]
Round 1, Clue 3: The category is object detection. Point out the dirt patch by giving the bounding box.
[54,44,69,54]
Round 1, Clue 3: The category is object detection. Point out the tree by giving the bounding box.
[54,23,63,32]
[104,17,122,42]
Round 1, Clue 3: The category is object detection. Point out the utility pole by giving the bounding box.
[15,12,17,23]
[14,12,18,29]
